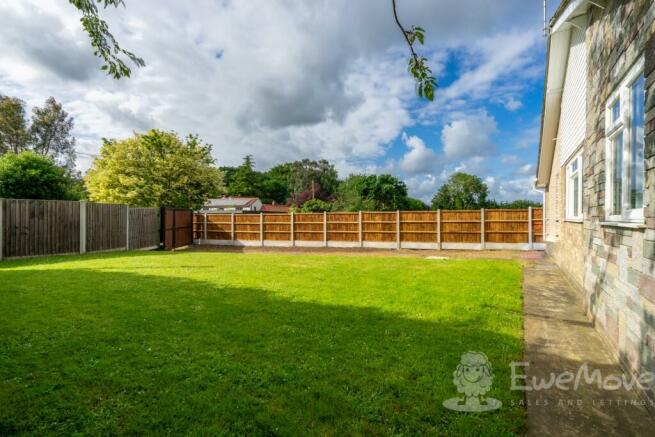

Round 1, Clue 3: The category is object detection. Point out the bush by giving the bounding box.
[0,152,82,200]
[298,198,332,213]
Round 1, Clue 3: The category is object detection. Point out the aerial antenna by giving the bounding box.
[543,0,549,37]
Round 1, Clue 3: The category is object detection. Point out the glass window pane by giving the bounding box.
[630,76,645,209]
[613,134,623,215]
[611,99,621,124]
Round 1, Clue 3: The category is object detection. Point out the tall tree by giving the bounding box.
[0,96,30,154]
[228,155,263,197]
[403,197,429,211]
[85,129,225,209]
[431,172,489,210]
[29,97,76,172]
[0,152,83,200]
[333,175,376,211]
[334,174,408,211]
[268,159,339,199]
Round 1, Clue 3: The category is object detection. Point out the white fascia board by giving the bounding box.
[551,0,588,34]
[536,28,572,188]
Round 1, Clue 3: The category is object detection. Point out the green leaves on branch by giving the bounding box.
[404,25,436,101]
[408,55,436,101]
[405,25,425,46]
[69,0,145,79]
[391,0,437,101]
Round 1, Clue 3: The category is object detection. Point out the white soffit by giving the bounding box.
[536,0,596,188]
[536,29,571,188]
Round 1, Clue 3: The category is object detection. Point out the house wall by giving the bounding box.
[545,24,587,288]
[547,149,585,288]
[581,0,655,400]
[544,137,562,242]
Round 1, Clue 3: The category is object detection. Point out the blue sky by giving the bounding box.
[0,0,560,202]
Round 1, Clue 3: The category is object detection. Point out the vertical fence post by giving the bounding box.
[528,207,533,250]
[480,208,485,250]
[260,213,264,247]
[231,212,235,243]
[396,210,401,249]
[290,212,295,247]
[79,201,87,254]
[0,198,4,261]
[204,212,208,241]
[159,207,165,249]
[437,209,441,251]
[358,211,363,248]
[172,208,176,251]
[125,205,130,250]
[323,211,328,247]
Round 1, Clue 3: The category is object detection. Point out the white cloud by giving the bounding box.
[405,174,439,202]
[0,0,546,199]
[516,163,535,175]
[399,133,438,174]
[491,177,541,202]
[441,111,497,159]
[504,97,523,111]
[501,154,520,165]
[442,30,542,103]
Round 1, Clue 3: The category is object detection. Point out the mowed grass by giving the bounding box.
[0,251,525,435]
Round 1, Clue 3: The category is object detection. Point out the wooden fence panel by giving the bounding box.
[485,209,528,244]
[327,212,359,242]
[400,211,437,243]
[532,208,544,243]
[193,213,204,240]
[86,203,127,252]
[263,214,290,241]
[2,199,80,258]
[161,208,193,249]
[441,210,481,243]
[362,211,397,242]
[294,213,323,242]
[209,213,231,240]
[235,214,260,240]
[128,208,160,249]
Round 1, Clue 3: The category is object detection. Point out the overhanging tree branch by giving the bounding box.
[392,0,437,101]
[69,0,145,79]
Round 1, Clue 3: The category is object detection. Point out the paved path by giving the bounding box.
[523,257,654,436]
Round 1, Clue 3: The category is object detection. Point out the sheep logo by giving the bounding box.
[442,351,502,412]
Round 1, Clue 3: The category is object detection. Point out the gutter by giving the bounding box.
[535,34,553,188]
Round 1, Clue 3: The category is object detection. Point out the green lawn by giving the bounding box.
[0,251,525,435]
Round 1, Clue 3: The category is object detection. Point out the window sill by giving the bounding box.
[564,218,583,223]
[599,221,646,230]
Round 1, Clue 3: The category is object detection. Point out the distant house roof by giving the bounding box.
[261,204,290,213]
[204,197,260,208]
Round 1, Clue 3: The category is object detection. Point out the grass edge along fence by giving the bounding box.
[0,198,161,260]
[194,208,544,251]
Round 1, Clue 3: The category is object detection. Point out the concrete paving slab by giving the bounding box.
[523,257,655,436]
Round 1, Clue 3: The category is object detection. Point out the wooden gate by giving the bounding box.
[161,208,193,250]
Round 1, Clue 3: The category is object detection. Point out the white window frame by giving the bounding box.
[604,57,645,223]
[566,151,583,221]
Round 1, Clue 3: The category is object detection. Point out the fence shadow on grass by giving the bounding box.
[0,266,525,435]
